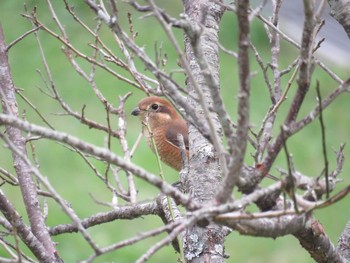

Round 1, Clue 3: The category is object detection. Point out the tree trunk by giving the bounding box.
[182,1,226,262]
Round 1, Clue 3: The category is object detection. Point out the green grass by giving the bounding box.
[0,1,350,262]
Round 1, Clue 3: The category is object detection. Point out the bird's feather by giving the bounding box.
[165,119,189,150]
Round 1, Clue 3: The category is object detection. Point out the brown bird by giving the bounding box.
[131,96,189,171]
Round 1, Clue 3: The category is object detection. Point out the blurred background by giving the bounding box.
[0,1,349,262]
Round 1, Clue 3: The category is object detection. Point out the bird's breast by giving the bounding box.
[143,126,183,171]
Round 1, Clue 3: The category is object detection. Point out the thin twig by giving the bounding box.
[316,81,329,198]
[16,90,55,129]
[6,26,41,51]
[270,62,300,115]
[0,167,18,185]
[217,1,344,84]
[142,113,185,262]
[281,127,299,213]
[0,133,101,254]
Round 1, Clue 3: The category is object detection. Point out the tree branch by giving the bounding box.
[0,190,60,263]
[49,201,160,235]
[328,0,350,39]
[0,114,195,209]
[0,22,61,262]
[294,219,345,263]
[216,0,250,203]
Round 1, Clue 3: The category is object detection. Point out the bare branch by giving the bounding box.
[216,0,250,203]
[6,26,41,51]
[0,23,59,261]
[219,212,309,238]
[1,1,350,262]
[328,0,350,39]
[290,78,350,135]
[0,190,60,263]
[49,201,160,235]
[219,0,344,84]
[316,82,330,198]
[0,133,101,254]
[294,219,345,263]
[83,220,182,263]
[0,114,196,209]
[338,220,350,260]
[84,0,214,145]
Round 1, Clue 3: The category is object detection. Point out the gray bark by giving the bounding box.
[328,0,350,39]
[182,0,226,262]
[0,23,62,263]
[338,221,350,262]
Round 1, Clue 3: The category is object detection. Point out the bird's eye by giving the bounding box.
[151,104,159,110]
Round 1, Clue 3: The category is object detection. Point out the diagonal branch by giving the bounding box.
[84,0,214,145]
[294,219,345,263]
[0,190,58,263]
[328,0,350,39]
[0,114,196,210]
[0,22,61,262]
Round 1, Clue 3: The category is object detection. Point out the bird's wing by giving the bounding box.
[165,119,189,150]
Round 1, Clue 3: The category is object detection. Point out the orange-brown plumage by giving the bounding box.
[131,96,188,171]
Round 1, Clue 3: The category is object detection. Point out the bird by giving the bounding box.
[131,96,189,171]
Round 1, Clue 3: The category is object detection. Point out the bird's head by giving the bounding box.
[131,96,180,127]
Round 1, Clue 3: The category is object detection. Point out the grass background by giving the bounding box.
[0,1,350,262]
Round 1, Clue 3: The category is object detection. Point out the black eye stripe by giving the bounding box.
[158,105,172,115]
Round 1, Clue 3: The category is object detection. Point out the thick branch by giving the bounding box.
[0,190,60,263]
[218,213,308,238]
[0,22,60,261]
[328,0,350,39]
[338,220,350,261]
[295,220,345,263]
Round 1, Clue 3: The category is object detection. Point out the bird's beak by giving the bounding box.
[131,107,141,116]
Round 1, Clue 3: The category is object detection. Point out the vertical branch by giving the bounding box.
[254,0,282,163]
[288,0,315,123]
[316,82,329,198]
[281,127,299,213]
[0,23,60,261]
[270,0,282,101]
[262,0,317,175]
[216,0,250,203]
[117,93,138,204]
